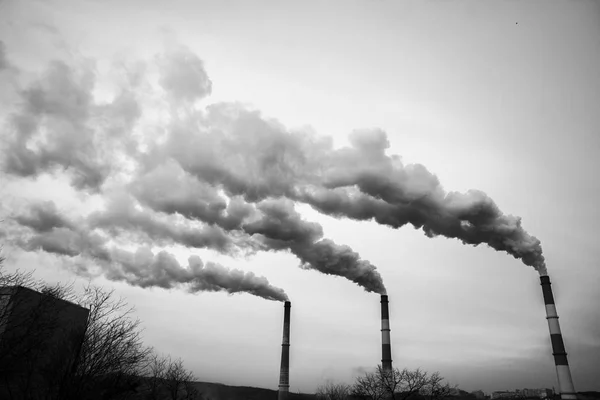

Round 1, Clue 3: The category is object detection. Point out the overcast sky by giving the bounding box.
[1,0,599,394]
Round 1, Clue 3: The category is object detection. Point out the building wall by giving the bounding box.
[491,391,517,399]
[0,286,17,339]
[490,389,554,399]
[522,389,554,399]
[0,286,89,399]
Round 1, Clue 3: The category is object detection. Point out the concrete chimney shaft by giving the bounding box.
[381,295,392,372]
[540,276,576,400]
[278,301,291,400]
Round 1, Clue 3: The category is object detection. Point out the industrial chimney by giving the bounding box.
[540,276,576,400]
[278,301,291,400]
[380,295,392,372]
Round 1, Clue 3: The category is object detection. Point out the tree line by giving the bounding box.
[315,363,455,400]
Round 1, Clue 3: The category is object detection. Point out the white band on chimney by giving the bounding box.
[381,320,390,330]
[547,317,562,335]
[545,304,558,318]
[381,332,391,345]
[556,365,577,400]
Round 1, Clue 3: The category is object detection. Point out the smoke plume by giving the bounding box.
[2,60,140,191]
[0,43,547,297]
[7,201,288,301]
[155,105,545,274]
[130,161,387,293]
[105,248,288,301]
[87,192,240,254]
[0,40,8,71]
[242,199,386,293]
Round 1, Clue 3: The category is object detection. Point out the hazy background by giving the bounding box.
[1,0,599,393]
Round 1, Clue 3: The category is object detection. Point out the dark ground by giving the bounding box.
[190,381,315,400]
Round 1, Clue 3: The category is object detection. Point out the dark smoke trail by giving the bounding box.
[242,199,386,294]
[87,192,241,254]
[8,201,288,301]
[303,130,546,273]
[129,162,386,293]
[298,186,546,274]
[106,248,288,301]
[157,105,545,274]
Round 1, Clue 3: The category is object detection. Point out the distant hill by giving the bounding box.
[80,374,315,400]
[190,381,315,400]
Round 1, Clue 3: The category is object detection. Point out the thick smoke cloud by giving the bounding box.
[0,40,7,71]
[88,192,239,254]
[105,248,288,301]
[128,160,387,293]
[291,133,546,273]
[151,103,323,201]
[1,43,547,299]
[7,201,288,301]
[2,60,140,191]
[157,46,212,103]
[129,161,387,293]
[155,104,545,274]
[129,160,256,231]
[242,199,386,293]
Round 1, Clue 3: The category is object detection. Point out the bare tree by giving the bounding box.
[144,352,170,400]
[164,357,199,400]
[352,369,387,400]
[40,281,78,303]
[63,284,151,399]
[315,381,352,400]
[352,365,453,400]
[420,372,455,400]
[0,263,37,287]
[395,368,430,400]
[139,352,201,400]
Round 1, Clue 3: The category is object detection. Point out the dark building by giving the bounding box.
[0,285,89,399]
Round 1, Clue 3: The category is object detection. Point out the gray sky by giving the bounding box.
[1,0,599,393]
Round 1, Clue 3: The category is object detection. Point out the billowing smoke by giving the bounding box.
[154,105,545,274]
[87,192,240,255]
[6,201,288,302]
[242,199,386,293]
[0,40,8,71]
[299,129,546,274]
[129,161,386,293]
[157,46,213,103]
[0,43,546,296]
[1,59,140,191]
[105,249,288,301]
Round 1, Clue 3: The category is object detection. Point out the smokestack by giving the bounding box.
[380,295,392,372]
[540,276,576,400]
[278,301,291,400]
